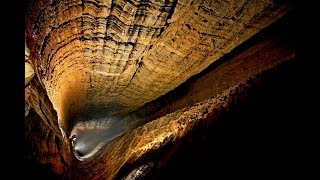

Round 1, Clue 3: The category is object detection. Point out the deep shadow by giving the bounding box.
[24,159,61,179]
[153,60,309,179]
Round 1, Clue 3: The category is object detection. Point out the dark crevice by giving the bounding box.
[128,61,143,85]
[165,0,178,25]
[54,136,61,150]
[59,153,68,170]
[156,27,165,38]
[200,32,226,39]
[235,0,250,17]
[83,0,110,9]
[39,97,53,131]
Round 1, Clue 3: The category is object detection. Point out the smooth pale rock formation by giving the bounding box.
[25,43,34,85]
[25,62,35,85]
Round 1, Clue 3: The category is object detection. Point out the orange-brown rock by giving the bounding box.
[25,0,289,135]
[23,0,297,179]
[25,77,72,178]
[74,59,298,179]
[121,18,295,129]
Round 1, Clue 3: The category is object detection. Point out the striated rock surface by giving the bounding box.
[26,77,63,136]
[23,0,296,178]
[25,77,72,178]
[74,59,298,179]
[121,17,295,129]
[25,109,72,178]
[25,0,289,134]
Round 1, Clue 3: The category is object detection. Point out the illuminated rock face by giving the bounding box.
[24,0,295,178]
[73,59,299,179]
[25,0,288,135]
[25,77,72,179]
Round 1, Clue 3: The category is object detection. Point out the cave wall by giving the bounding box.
[25,0,289,135]
[23,0,296,179]
[148,59,305,179]
[121,13,295,130]
[70,11,296,179]
[24,17,296,180]
[25,77,72,178]
[74,59,299,179]
[25,109,71,178]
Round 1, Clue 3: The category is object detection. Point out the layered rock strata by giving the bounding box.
[25,0,289,135]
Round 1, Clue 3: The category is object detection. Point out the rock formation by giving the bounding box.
[25,0,289,134]
[24,0,296,179]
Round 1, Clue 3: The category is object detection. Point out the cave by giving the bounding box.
[23,0,306,179]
